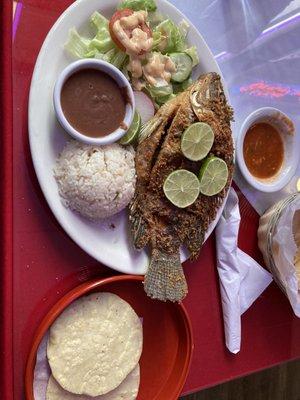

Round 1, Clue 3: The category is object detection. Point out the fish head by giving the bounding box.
[190,72,223,117]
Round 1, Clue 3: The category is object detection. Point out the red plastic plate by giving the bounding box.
[25,275,193,400]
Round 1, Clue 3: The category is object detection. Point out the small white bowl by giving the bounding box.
[237,107,298,193]
[53,59,135,145]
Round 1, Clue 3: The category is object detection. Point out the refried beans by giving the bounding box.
[61,69,126,138]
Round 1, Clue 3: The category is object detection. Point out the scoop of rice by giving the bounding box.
[54,141,136,220]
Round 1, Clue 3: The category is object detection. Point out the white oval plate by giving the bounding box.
[29,0,230,275]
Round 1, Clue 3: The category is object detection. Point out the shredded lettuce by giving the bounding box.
[88,12,115,53]
[178,19,190,38]
[111,52,128,69]
[153,19,185,54]
[89,33,115,53]
[173,77,193,94]
[145,84,174,105]
[64,5,199,104]
[148,11,164,28]
[91,49,112,62]
[90,11,109,31]
[184,46,199,67]
[149,78,192,105]
[65,12,118,60]
[92,48,127,69]
[84,49,100,58]
[155,93,176,105]
[65,28,92,58]
[146,84,173,98]
[152,30,163,49]
[148,76,193,105]
[99,49,116,63]
[118,0,157,11]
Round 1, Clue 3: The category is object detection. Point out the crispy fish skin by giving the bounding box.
[130,94,184,250]
[148,90,193,192]
[183,72,234,258]
[130,73,234,302]
[142,74,233,255]
[149,73,233,258]
[142,92,194,301]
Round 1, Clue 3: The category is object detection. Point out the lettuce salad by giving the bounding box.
[65,0,199,106]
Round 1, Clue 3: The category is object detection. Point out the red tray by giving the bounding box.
[2,1,300,399]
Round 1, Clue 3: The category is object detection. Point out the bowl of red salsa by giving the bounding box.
[237,107,298,193]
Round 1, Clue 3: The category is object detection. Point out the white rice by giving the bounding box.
[54,141,136,220]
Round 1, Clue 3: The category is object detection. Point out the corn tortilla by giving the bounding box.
[46,365,140,400]
[47,293,142,396]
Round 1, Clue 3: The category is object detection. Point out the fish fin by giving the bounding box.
[185,223,205,260]
[139,93,185,143]
[129,198,151,249]
[144,247,188,302]
[131,215,151,249]
[139,117,163,142]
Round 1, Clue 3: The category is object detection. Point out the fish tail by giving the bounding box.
[144,247,188,302]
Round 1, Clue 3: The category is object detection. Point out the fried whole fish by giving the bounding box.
[129,73,234,302]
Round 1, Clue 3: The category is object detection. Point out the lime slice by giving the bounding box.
[181,122,214,161]
[163,169,200,208]
[118,111,141,145]
[198,156,228,196]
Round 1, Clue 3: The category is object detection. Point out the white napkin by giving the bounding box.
[215,188,273,354]
[33,333,50,400]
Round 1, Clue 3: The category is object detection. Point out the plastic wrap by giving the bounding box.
[258,194,300,316]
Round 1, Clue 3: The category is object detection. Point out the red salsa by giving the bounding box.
[243,122,284,179]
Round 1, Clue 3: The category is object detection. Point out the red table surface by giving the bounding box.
[6,1,300,399]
